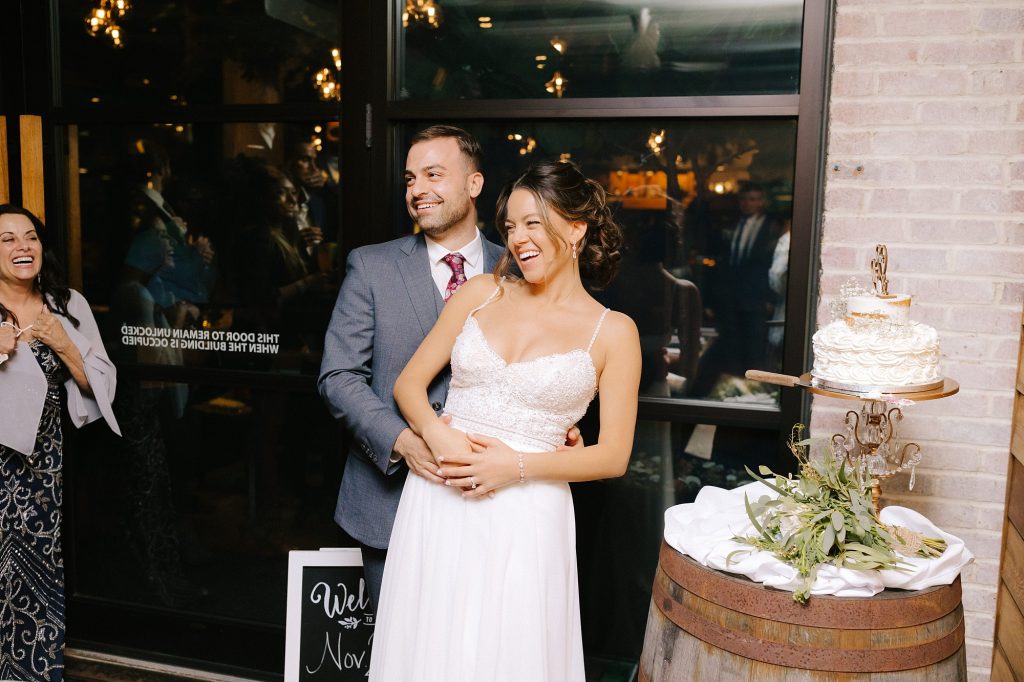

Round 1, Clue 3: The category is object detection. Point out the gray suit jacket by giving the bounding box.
[318,233,505,548]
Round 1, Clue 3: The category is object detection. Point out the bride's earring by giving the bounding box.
[571,241,578,260]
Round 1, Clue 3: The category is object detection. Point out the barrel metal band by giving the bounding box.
[652,567,966,673]
[657,541,962,629]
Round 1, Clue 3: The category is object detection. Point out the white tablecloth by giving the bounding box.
[664,482,974,598]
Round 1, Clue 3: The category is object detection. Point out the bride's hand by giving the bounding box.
[437,432,520,499]
[422,419,473,468]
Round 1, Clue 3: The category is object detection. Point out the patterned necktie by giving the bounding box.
[442,252,467,302]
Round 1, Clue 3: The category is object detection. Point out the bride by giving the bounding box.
[370,160,641,681]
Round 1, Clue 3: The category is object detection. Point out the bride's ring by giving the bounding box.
[470,477,477,489]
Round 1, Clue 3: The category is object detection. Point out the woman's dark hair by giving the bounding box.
[0,204,79,328]
[494,160,623,289]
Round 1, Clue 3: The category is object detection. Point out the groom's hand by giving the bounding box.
[556,425,584,451]
[394,428,446,484]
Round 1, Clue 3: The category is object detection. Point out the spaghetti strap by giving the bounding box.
[469,276,505,316]
[586,308,610,353]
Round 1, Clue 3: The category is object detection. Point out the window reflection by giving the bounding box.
[74,382,345,618]
[60,0,341,106]
[396,0,804,100]
[70,121,341,375]
[575,420,779,661]
[401,120,794,405]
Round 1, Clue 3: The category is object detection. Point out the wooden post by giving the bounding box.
[66,125,83,290]
[19,115,45,221]
[0,116,9,204]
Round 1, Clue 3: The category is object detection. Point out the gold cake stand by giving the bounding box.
[747,370,959,514]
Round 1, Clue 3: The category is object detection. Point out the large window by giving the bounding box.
[72,121,341,376]
[0,0,830,675]
[60,0,341,107]
[397,0,804,99]
[46,0,348,673]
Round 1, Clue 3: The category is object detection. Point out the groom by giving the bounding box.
[318,125,505,607]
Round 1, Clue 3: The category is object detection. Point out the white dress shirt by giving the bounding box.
[424,229,486,295]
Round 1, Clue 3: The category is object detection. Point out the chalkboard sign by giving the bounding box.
[285,549,374,681]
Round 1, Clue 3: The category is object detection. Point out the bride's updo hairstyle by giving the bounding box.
[494,160,623,290]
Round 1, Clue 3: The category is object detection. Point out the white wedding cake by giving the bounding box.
[811,248,942,392]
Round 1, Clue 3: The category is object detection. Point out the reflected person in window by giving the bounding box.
[286,140,338,246]
[371,161,642,681]
[0,205,120,682]
[690,181,782,397]
[123,139,216,315]
[232,164,334,357]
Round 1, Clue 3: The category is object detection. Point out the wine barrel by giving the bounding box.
[640,541,966,681]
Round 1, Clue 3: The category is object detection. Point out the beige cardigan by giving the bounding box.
[0,289,120,455]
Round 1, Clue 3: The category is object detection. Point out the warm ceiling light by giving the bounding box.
[550,36,565,54]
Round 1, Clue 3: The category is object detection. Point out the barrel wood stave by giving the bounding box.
[640,542,967,682]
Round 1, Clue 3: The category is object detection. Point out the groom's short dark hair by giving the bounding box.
[409,125,483,173]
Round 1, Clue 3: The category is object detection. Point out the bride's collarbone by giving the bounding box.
[472,310,602,363]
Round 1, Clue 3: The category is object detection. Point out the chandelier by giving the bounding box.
[86,0,131,47]
[544,71,567,98]
[403,0,442,29]
[313,48,342,102]
[647,129,666,156]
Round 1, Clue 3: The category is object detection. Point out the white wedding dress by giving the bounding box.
[369,285,608,682]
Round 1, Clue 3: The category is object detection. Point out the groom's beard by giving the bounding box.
[409,198,473,240]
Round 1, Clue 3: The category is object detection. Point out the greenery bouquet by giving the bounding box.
[729,425,946,603]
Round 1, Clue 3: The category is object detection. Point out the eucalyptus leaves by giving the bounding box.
[730,425,946,604]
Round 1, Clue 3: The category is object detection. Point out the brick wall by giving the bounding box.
[815,1,1024,679]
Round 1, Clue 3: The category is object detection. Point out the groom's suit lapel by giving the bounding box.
[483,238,503,273]
[398,235,440,337]
[399,233,506,337]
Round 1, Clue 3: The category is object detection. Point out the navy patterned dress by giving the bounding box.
[0,341,69,682]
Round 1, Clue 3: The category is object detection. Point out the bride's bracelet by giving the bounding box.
[517,452,525,483]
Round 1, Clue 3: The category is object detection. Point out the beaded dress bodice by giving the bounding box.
[444,289,608,453]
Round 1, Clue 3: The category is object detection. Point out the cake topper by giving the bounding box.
[871,244,890,297]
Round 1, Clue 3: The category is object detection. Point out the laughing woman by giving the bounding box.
[0,204,120,682]
[370,162,641,682]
